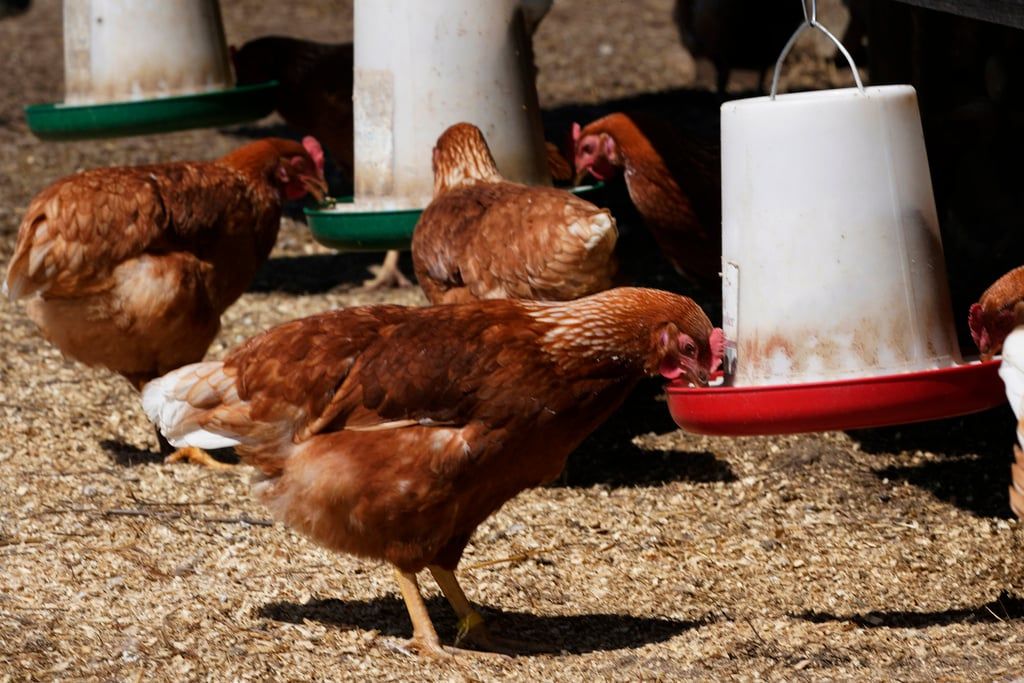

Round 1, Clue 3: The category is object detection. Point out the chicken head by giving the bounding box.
[270,136,328,202]
[653,323,723,385]
[969,264,1024,360]
[572,122,620,184]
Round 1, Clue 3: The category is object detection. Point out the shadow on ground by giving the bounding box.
[100,439,239,468]
[559,379,737,489]
[249,252,415,294]
[259,595,712,654]
[847,406,1018,518]
[100,439,164,467]
[796,590,1024,628]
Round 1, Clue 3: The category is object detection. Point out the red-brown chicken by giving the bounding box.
[231,36,413,290]
[545,141,574,183]
[4,137,327,466]
[412,123,618,304]
[143,287,723,656]
[232,38,353,183]
[673,0,805,94]
[971,266,1024,519]
[573,112,721,286]
[969,264,1024,360]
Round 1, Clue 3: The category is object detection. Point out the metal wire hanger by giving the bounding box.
[770,0,866,99]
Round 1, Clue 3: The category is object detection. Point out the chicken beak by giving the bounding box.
[680,358,709,387]
[573,168,588,186]
[303,175,329,203]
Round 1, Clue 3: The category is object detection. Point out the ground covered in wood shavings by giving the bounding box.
[1,1,1022,681]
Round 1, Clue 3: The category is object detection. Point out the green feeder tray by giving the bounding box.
[25,81,279,141]
[307,183,606,252]
[306,199,422,252]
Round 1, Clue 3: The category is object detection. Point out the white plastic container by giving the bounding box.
[720,84,961,386]
[349,0,550,210]
[63,0,233,105]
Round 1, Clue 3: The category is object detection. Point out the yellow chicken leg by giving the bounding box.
[363,250,412,289]
[429,566,547,655]
[1011,445,1024,519]
[394,568,450,659]
[164,446,235,471]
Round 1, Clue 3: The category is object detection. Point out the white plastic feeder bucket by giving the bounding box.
[719,3,961,387]
[63,0,233,105]
[350,0,550,210]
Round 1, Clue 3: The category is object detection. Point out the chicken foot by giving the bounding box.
[157,428,234,471]
[394,568,450,659]
[136,378,234,471]
[392,568,512,659]
[363,250,412,289]
[429,566,547,655]
[164,445,236,471]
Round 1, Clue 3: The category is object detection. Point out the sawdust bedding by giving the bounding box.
[1,1,1021,680]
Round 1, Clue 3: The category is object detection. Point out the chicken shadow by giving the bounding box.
[100,439,239,468]
[794,590,1024,629]
[249,251,415,295]
[258,595,711,655]
[100,439,165,467]
[846,406,1018,518]
[558,379,737,489]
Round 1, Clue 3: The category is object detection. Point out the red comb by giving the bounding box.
[968,302,988,351]
[709,327,725,373]
[302,136,325,175]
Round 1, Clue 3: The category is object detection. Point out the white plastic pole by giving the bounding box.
[351,0,550,210]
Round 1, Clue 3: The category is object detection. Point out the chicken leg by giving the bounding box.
[136,375,234,471]
[394,568,449,659]
[155,420,234,471]
[363,250,412,289]
[1011,445,1024,519]
[164,445,236,471]
[429,566,547,655]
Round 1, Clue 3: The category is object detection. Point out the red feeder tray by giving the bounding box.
[666,360,1005,436]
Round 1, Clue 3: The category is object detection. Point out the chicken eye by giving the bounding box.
[683,342,697,357]
[582,142,594,154]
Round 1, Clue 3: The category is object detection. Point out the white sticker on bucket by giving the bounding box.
[722,261,739,376]
[353,68,395,198]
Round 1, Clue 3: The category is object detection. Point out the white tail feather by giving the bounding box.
[142,362,243,450]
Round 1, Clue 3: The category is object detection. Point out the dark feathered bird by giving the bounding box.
[673,0,804,94]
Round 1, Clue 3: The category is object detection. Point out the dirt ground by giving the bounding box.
[1,1,1022,681]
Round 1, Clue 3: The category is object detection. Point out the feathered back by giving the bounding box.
[415,122,619,304]
[432,123,502,195]
[144,288,718,464]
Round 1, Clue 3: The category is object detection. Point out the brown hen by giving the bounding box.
[573,112,721,286]
[971,266,1024,519]
[144,287,723,656]
[413,123,618,305]
[232,37,415,290]
[969,264,1024,360]
[5,137,327,465]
